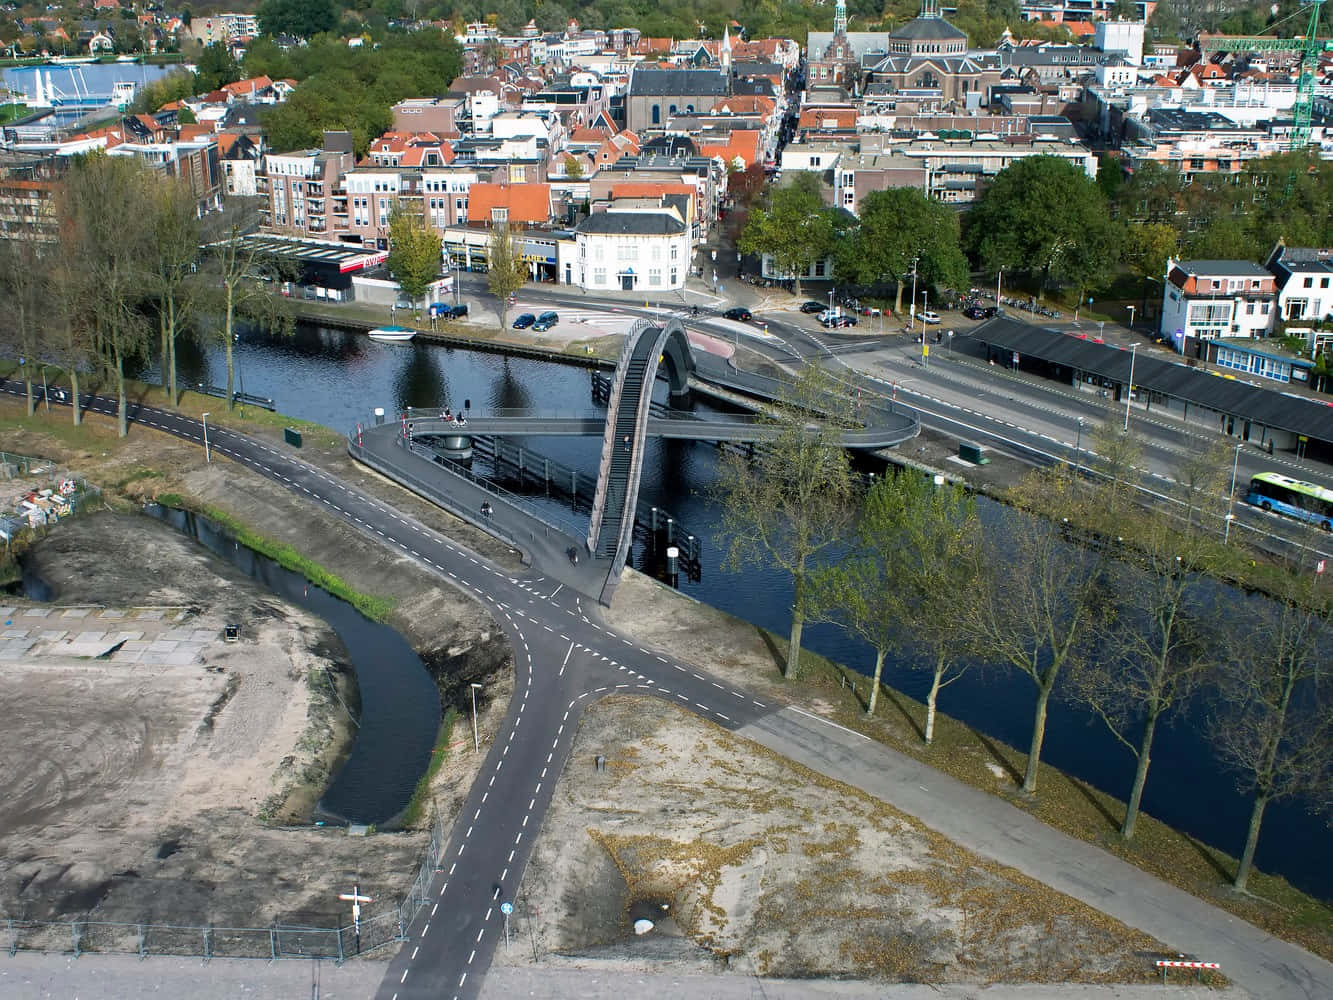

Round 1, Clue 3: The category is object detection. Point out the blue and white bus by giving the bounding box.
[1244,472,1333,532]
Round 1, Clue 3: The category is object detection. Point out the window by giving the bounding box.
[844,190,854,206]
[592,267,606,285]
[649,268,662,286]
[670,268,678,286]
[1305,276,1314,288]
[651,104,660,125]
[492,207,508,225]
[809,155,821,167]
[670,243,678,260]
[1323,278,1330,288]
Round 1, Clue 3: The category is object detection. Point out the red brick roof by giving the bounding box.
[465,183,553,225]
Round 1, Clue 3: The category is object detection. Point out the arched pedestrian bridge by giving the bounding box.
[354,318,919,604]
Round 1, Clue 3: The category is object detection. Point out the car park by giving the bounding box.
[919,310,941,324]
[532,311,559,332]
[818,309,857,328]
[723,307,753,322]
[800,300,825,314]
[512,313,536,329]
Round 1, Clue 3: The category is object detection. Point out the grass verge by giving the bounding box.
[400,707,458,829]
[745,617,1333,961]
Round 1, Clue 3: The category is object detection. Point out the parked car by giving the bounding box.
[723,307,753,322]
[512,312,536,329]
[818,309,857,328]
[860,305,882,316]
[800,300,826,314]
[919,310,941,325]
[532,311,559,332]
[963,305,997,320]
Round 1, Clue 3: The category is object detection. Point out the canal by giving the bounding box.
[138,322,1332,902]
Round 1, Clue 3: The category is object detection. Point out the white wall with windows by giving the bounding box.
[572,228,689,291]
[1160,287,1274,345]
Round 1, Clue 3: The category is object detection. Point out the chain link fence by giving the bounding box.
[3,810,449,964]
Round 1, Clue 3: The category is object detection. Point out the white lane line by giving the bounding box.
[559,641,575,677]
[789,705,874,741]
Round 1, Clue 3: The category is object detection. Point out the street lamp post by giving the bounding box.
[909,255,919,332]
[1127,305,1136,331]
[201,412,211,464]
[1075,416,1085,475]
[470,682,483,752]
[1123,344,1137,432]
[41,367,49,414]
[1225,441,1243,544]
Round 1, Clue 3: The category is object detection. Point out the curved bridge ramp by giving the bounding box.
[587,319,692,604]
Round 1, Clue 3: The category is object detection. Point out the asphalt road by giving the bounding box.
[3,380,1332,1000]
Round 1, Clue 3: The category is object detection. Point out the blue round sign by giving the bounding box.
[500,902,513,914]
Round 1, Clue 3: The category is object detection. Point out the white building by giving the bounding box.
[1267,245,1333,324]
[1160,258,1277,347]
[574,208,689,291]
[1094,20,1145,67]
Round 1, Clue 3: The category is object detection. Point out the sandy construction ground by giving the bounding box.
[503,696,1164,986]
[0,513,426,943]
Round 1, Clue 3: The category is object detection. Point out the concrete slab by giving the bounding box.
[135,609,166,620]
[98,609,126,619]
[0,606,15,617]
[38,630,67,641]
[148,640,178,654]
[161,629,195,641]
[111,631,144,643]
[74,631,106,643]
[190,630,215,643]
[22,607,51,618]
[3,628,31,639]
[60,608,91,619]
[164,650,200,666]
[110,647,144,663]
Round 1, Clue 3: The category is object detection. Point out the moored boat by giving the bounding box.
[367,325,416,342]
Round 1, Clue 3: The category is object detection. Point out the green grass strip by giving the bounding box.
[174,501,396,622]
[400,707,458,829]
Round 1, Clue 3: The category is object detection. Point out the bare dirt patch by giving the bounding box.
[506,696,1164,985]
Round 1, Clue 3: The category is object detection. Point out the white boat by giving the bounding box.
[368,325,416,342]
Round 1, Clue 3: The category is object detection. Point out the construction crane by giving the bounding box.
[1198,0,1332,151]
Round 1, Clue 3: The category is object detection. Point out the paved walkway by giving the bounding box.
[479,967,1226,999]
[0,952,383,999]
[737,709,1333,1000]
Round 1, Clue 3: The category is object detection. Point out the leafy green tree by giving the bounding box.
[837,187,968,315]
[486,223,529,328]
[738,172,841,298]
[811,472,980,730]
[965,155,1118,298]
[257,0,338,38]
[714,364,856,679]
[386,202,442,312]
[193,42,241,93]
[1126,222,1178,281]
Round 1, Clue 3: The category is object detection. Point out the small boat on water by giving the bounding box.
[368,325,416,342]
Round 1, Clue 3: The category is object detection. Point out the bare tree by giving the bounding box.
[714,364,856,679]
[148,176,205,404]
[1072,439,1232,839]
[962,467,1107,794]
[199,200,293,410]
[1211,556,1333,892]
[60,154,155,437]
[0,225,52,415]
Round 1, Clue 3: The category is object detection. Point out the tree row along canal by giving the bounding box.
[132,320,1332,901]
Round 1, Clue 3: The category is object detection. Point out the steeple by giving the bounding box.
[833,0,847,37]
[920,0,941,18]
[721,24,732,72]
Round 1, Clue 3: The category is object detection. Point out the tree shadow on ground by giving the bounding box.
[972,730,1025,787]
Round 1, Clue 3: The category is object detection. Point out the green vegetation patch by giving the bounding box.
[400,707,457,829]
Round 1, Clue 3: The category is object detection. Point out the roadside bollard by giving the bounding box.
[595,755,605,772]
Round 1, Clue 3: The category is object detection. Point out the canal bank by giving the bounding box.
[2,358,1329,961]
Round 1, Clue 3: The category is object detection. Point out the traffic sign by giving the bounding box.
[500,901,513,914]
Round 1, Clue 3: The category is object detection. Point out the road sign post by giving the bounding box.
[501,901,513,949]
[338,883,374,955]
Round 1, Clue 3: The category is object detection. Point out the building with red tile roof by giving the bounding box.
[464,182,554,226]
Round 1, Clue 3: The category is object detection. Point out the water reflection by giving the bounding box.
[125,321,1331,901]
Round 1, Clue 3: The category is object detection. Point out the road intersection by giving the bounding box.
[2,380,1331,999]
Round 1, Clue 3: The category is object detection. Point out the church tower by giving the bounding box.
[833,0,848,37]
[721,23,732,73]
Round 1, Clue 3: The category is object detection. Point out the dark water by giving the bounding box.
[142,503,440,827]
[135,323,1333,901]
